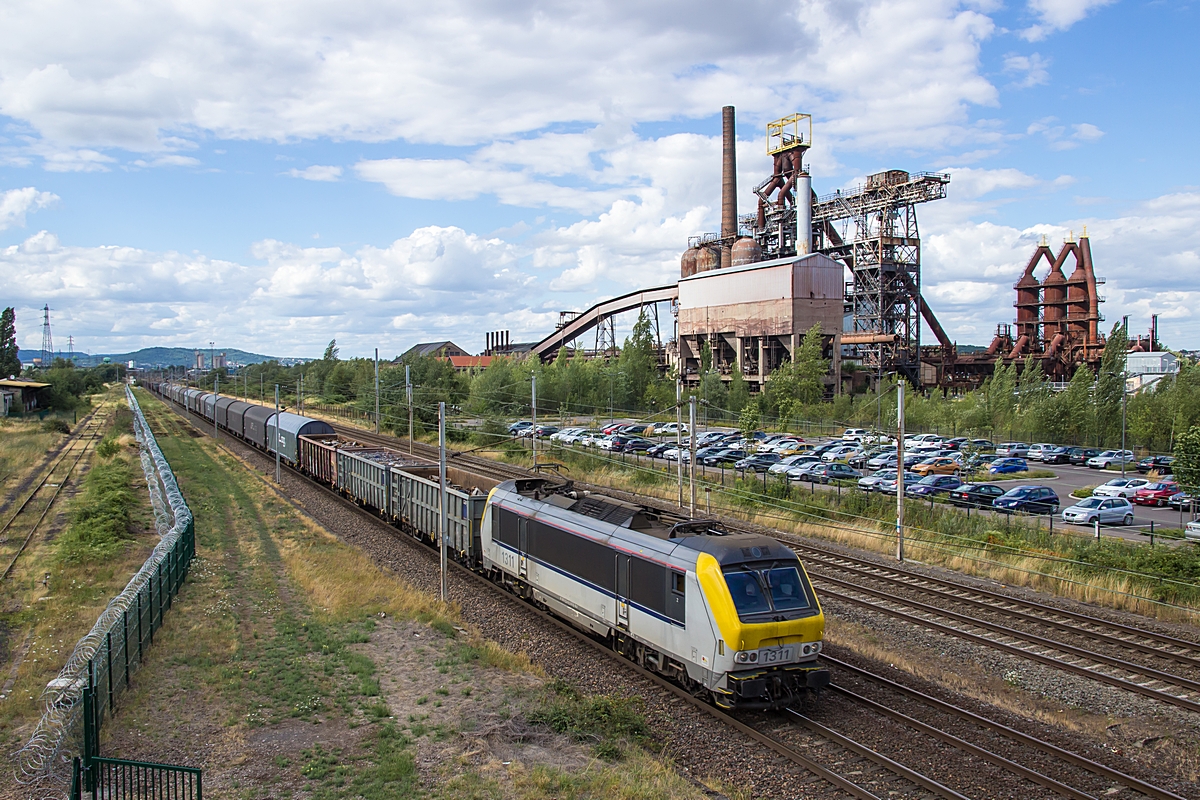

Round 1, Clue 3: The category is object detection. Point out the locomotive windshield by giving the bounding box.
[723,562,815,619]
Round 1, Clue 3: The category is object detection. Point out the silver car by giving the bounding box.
[1061,496,1134,526]
[1092,477,1149,499]
[858,469,897,492]
[769,454,821,476]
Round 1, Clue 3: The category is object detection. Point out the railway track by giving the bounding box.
[0,407,107,581]
[166,405,971,798]
[341,426,1200,710]
[266,418,1192,798]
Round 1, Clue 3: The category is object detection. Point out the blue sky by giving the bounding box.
[2,0,1197,360]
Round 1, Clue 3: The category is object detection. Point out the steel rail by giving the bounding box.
[824,656,1188,800]
[817,578,1200,715]
[810,689,1095,800]
[0,410,106,581]
[0,409,102,539]
[158,394,961,800]
[789,544,1200,661]
[812,569,1200,695]
[784,711,970,800]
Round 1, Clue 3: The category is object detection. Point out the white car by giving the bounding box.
[1062,497,1134,526]
[822,445,861,462]
[858,469,897,492]
[769,454,821,475]
[655,422,689,436]
[765,438,803,453]
[1026,443,1057,462]
[842,428,868,442]
[1087,450,1135,469]
[1092,477,1150,499]
[1186,521,1200,541]
[550,427,584,442]
[907,433,943,445]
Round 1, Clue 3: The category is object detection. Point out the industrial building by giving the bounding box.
[529,106,1148,394]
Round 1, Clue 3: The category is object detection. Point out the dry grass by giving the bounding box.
[0,418,65,497]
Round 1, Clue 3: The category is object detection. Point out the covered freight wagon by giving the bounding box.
[223,400,252,438]
[243,406,274,449]
[268,413,335,464]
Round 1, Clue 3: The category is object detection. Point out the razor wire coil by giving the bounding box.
[14,386,194,797]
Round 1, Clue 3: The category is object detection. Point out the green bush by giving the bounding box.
[58,456,137,559]
[42,418,71,434]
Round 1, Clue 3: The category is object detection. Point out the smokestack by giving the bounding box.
[721,105,737,269]
[1151,314,1158,351]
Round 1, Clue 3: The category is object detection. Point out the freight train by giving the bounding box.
[145,381,830,710]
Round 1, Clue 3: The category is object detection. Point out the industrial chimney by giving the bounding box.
[720,106,737,269]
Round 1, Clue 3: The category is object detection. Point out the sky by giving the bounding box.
[1,0,1197,360]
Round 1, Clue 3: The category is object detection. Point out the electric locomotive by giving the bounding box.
[483,478,829,710]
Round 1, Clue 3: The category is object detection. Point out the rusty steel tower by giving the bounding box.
[811,171,951,385]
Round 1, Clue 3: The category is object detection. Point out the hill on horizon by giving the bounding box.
[60,346,302,368]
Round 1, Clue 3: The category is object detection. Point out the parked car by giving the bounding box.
[646,442,674,459]
[858,469,898,492]
[1026,443,1058,462]
[1062,496,1134,526]
[906,474,962,498]
[1092,477,1150,499]
[1169,491,1196,511]
[1067,447,1101,466]
[993,485,1060,514]
[995,442,1030,458]
[848,447,888,469]
[703,448,748,467]
[1186,521,1200,541]
[1132,481,1179,507]
[654,422,689,437]
[1137,455,1176,474]
[785,460,826,480]
[810,442,842,458]
[532,424,560,438]
[842,428,868,442]
[912,457,961,477]
[969,439,996,452]
[615,437,654,453]
[1087,450,1135,469]
[508,421,533,435]
[906,433,943,445]
[822,445,861,463]
[948,483,1006,508]
[963,453,1001,472]
[1040,446,1073,465]
[988,458,1029,475]
[618,424,650,436]
[867,451,899,469]
[876,471,921,494]
[734,453,782,472]
[794,463,860,484]
[776,441,814,455]
[769,454,822,476]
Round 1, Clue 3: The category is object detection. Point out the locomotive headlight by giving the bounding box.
[735,652,749,663]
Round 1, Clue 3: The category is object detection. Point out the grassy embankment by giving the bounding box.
[89,390,710,800]
[494,442,1200,620]
[0,392,167,766]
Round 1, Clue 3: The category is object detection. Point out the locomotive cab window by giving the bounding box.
[723,561,816,621]
[672,572,686,595]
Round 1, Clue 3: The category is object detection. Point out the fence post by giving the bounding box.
[137,591,144,661]
[1094,518,1100,542]
[105,630,114,712]
[123,609,130,687]
[1149,520,1155,547]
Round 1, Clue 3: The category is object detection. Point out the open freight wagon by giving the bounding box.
[300,435,499,562]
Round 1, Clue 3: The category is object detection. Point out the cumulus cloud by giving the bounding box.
[1022,0,1116,41]
[1002,52,1051,88]
[286,165,343,182]
[1,225,549,357]
[0,187,58,231]
[0,0,1004,163]
[1026,117,1105,150]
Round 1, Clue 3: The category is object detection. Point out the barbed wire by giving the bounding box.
[13,386,194,796]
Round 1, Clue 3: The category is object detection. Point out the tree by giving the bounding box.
[618,309,658,408]
[727,365,749,415]
[739,397,762,440]
[1095,323,1128,446]
[323,339,339,361]
[1173,425,1200,495]
[0,307,19,379]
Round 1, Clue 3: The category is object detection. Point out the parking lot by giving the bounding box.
[536,422,1195,545]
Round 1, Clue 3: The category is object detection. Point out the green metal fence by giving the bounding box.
[72,756,201,800]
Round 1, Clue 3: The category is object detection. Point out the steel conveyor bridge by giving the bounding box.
[531,284,679,362]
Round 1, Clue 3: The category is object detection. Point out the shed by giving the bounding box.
[268,413,336,464]
[0,379,50,414]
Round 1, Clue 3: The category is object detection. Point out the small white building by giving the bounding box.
[1126,351,1179,392]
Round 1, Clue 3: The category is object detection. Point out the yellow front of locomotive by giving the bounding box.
[696,552,829,710]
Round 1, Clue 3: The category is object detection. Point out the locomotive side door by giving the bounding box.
[615,553,630,630]
[518,517,528,579]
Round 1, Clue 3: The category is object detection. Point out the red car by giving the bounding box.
[601,422,626,435]
[1133,481,1180,507]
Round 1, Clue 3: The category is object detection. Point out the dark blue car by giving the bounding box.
[905,475,962,497]
[989,457,1028,475]
[993,485,1060,514]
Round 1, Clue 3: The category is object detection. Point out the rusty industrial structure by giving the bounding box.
[940,231,1107,386]
[529,106,1115,394]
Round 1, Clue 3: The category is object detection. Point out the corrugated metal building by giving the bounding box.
[677,252,843,389]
